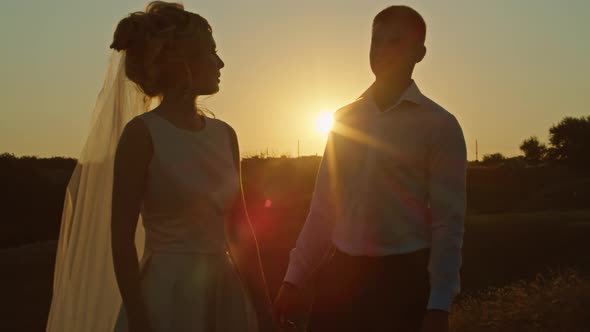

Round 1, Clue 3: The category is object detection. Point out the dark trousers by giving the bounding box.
[309,248,430,332]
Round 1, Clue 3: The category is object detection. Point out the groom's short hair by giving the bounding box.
[373,6,426,45]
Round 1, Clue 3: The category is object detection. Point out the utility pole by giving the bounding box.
[297,139,300,158]
[475,139,479,162]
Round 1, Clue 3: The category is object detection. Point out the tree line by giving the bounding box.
[481,115,590,171]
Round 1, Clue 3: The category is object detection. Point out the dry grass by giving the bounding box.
[2,209,589,331]
[451,270,590,332]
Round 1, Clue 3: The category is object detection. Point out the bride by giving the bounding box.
[46,2,273,331]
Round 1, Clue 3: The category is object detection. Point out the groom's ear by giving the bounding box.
[414,45,426,63]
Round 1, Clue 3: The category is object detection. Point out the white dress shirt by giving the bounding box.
[284,81,467,311]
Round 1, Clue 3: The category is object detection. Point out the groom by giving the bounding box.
[274,5,467,332]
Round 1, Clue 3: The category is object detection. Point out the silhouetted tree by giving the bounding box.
[519,136,547,165]
[547,116,590,171]
[481,153,506,166]
[0,152,16,159]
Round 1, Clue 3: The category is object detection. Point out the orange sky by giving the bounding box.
[1,0,588,159]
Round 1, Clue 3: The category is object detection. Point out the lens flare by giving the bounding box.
[316,112,334,134]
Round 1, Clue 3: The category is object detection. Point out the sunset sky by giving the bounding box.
[1,0,588,159]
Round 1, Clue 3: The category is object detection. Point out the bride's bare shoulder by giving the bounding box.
[116,115,153,156]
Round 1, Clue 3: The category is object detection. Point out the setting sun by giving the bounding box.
[316,112,334,134]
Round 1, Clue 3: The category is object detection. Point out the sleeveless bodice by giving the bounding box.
[138,112,239,254]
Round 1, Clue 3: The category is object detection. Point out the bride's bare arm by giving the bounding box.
[224,125,273,326]
[111,118,153,332]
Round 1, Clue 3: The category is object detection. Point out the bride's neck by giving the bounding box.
[159,95,198,116]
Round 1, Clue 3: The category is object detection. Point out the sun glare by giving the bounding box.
[316,112,334,134]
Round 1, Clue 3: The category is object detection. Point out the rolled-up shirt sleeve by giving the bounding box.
[284,133,339,288]
[427,113,467,311]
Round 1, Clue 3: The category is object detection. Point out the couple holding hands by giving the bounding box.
[47,2,466,332]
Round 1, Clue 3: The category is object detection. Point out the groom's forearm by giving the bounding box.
[283,209,335,288]
[427,193,465,311]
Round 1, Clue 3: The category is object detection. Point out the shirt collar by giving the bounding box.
[359,80,426,112]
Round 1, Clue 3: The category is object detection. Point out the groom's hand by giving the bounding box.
[273,282,304,330]
[420,310,449,332]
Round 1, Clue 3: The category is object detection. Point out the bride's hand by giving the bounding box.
[273,282,307,331]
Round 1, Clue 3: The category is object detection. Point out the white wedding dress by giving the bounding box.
[46,52,259,332]
[113,112,258,332]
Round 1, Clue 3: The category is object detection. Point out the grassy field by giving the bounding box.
[451,270,590,331]
[1,210,589,331]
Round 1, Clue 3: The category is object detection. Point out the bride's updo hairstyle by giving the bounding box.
[110,1,212,97]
